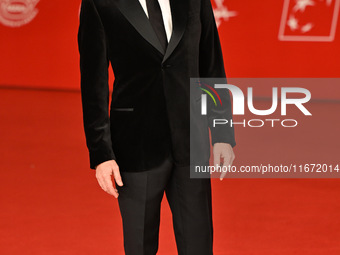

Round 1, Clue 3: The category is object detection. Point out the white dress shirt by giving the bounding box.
[138,0,173,42]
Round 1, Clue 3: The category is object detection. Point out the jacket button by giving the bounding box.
[162,64,171,69]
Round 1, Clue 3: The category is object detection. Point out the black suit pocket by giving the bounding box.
[111,107,134,112]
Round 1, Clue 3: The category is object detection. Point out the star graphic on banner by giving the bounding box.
[213,0,238,27]
[287,15,299,30]
[293,0,315,12]
[301,22,313,32]
[219,7,238,22]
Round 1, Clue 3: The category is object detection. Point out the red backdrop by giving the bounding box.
[0,0,339,99]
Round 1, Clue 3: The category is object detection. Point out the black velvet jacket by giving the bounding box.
[78,0,236,171]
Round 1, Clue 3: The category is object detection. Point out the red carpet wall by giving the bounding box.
[0,0,339,99]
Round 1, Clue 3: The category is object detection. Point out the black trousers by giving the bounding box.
[116,154,213,255]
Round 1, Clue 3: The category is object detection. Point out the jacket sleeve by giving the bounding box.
[199,0,236,147]
[78,0,116,169]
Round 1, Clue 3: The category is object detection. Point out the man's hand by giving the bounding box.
[213,143,235,181]
[95,160,123,198]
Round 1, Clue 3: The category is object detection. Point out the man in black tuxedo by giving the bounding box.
[78,0,236,254]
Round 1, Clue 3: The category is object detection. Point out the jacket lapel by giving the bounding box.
[116,0,165,55]
[162,0,188,63]
[116,0,188,62]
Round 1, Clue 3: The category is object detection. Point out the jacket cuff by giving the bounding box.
[89,149,116,170]
[210,127,236,148]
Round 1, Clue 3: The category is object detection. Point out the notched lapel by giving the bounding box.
[116,0,165,55]
[162,0,188,63]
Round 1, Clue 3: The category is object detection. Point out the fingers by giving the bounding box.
[220,155,231,180]
[219,153,230,180]
[213,147,221,169]
[220,149,235,180]
[103,174,119,198]
[95,160,122,198]
[112,166,123,187]
[96,174,106,191]
[96,173,119,198]
[213,149,221,177]
[219,171,227,180]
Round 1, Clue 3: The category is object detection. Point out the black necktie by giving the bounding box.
[146,0,168,51]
